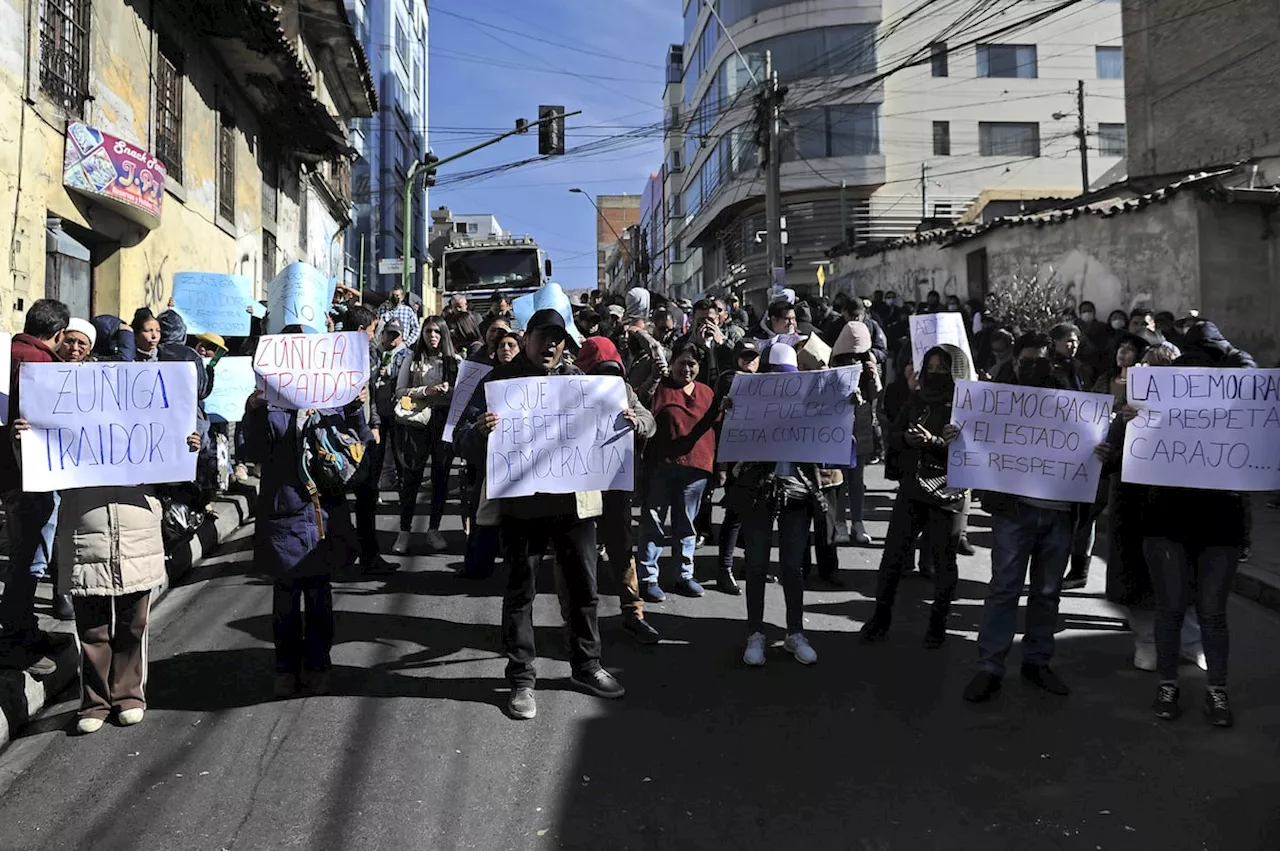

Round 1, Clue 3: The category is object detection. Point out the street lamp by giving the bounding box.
[570,187,628,291]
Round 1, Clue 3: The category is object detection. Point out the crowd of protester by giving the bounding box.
[0,278,1267,732]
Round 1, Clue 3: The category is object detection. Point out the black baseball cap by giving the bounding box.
[734,339,760,360]
[526,308,577,349]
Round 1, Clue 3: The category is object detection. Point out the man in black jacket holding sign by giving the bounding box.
[454,309,626,721]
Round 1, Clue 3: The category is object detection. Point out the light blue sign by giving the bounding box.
[173,273,255,336]
[203,356,256,424]
[512,283,582,346]
[266,261,330,334]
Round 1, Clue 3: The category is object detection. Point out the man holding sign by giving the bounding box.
[454,309,628,721]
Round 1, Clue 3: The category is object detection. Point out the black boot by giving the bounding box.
[1062,555,1090,590]
[923,604,949,649]
[860,603,893,642]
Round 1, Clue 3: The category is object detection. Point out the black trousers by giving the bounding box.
[877,494,960,608]
[272,576,334,675]
[354,438,384,564]
[501,514,601,689]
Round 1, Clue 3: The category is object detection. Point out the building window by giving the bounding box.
[154,37,184,184]
[1096,46,1123,79]
[261,144,279,227]
[395,17,409,63]
[978,122,1041,157]
[977,44,1037,78]
[933,121,951,156]
[262,230,277,282]
[299,181,308,252]
[827,105,880,156]
[1098,122,1127,157]
[39,0,91,112]
[217,114,235,223]
[930,42,948,77]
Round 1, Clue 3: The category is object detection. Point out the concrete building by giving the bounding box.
[438,214,507,242]
[593,195,642,290]
[664,0,1126,305]
[1122,0,1280,178]
[2,0,374,323]
[345,0,429,296]
[638,171,667,293]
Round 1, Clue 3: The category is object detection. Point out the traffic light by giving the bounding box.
[423,150,439,188]
[538,105,565,156]
[784,254,794,270]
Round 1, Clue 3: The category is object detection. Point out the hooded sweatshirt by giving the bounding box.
[1180,321,1257,368]
[157,310,210,400]
[91,315,136,362]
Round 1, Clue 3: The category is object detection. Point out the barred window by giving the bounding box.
[154,37,184,183]
[262,230,277,283]
[39,0,91,112]
[1098,123,1127,157]
[217,114,235,223]
[979,122,1041,157]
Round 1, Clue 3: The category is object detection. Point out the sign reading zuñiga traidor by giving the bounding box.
[253,331,369,411]
[1121,366,1280,491]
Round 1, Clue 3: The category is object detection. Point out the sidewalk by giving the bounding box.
[1236,497,1280,611]
[0,482,258,750]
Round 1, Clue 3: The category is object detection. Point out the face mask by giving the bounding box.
[886,297,897,306]
[1080,311,1095,323]
[947,304,960,312]
[921,372,954,396]
[1016,357,1053,386]
[1111,318,1126,330]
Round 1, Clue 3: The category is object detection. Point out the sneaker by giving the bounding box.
[117,707,145,726]
[694,535,707,550]
[764,573,778,584]
[956,537,977,556]
[859,604,892,643]
[852,532,874,547]
[273,674,298,699]
[1133,643,1158,672]
[673,578,705,598]
[716,570,742,596]
[784,633,818,665]
[53,594,75,622]
[425,529,448,553]
[1181,644,1208,671]
[299,671,331,697]
[1021,664,1070,696]
[571,667,626,699]
[963,671,1002,703]
[1238,547,1251,563]
[1205,688,1234,728]
[623,618,661,645]
[0,644,56,677]
[391,532,412,555]
[1152,682,1181,720]
[75,717,105,735]
[508,687,537,720]
[361,556,400,576]
[640,583,665,604]
[1061,575,1088,591]
[743,632,767,667]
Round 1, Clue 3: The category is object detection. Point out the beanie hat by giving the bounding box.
[623,287,650,323]
[831,320,872,359]
[66,317,97,349]
[767,343,798,373]
[575,336,624,375]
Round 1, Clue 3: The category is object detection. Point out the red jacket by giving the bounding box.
[1,334,61,479]
[647,381,718,473]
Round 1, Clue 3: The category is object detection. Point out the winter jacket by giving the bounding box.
[55,486,166,597]
[157,310,209,400]
[244,403,360,577]
[91,316,136,362]
[1,333,62,483]
[1179,321,1257,368]
[371,342,411,422]
[851,362,880,462]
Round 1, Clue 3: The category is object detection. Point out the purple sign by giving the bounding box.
[63,122,166,228]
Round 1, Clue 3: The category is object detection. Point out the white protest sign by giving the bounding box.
[442,359,493,443]
[909,312,975,378]
[253,332,369,411]
[1121,367,1280,492]
[718,366,860,465]
[204,356,256,424]
[19,361,198,492]
[172,272,254,336]
[947,379,1112,503]
[485,375,632,499]
[0,331,10,426]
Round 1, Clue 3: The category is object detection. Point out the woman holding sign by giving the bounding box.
[392,316,459,555]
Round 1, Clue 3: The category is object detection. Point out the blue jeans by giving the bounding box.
[1143,537,1238,687]
[0,491,61,641]
[742,503,810,634]
[976,503,1073,677]
[638,464,709,586]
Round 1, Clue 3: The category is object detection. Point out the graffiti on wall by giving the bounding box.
[141,251,168,308]
[859,264,962,302]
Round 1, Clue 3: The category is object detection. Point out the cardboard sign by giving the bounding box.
[172,272,255,337]
[265,262,330,334]
[442,359,493,443]
[947,380,1112,503]
[485,375,632,499]
[909,312,975,378]
[253,332,369,411]
[204,356,256,424]
[718,366,860,465]
[1121,367,1280,491]
[19,361,198,491]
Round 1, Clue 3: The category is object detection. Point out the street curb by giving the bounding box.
[1233,566,1280,613]
[0,482,258,750]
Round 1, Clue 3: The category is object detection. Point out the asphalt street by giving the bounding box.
[0,468,1278,851]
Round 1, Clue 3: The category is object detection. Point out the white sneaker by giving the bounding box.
[76,717,105,735]
[392,532,411,555]
[743,632,767,667]
[118,708,145,726]
[784,632,818,665]
[1133,642,1157,672]
[1181,643,1208,671]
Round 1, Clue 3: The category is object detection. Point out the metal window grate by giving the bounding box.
[217,116,235,222]
[39,0,91,112]
[154,38,183,183]
[262,230,277,282]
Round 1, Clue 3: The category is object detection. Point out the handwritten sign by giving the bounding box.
[173,273,255,337]
[203,357,255,424]
[254,332,369,411]
[947,380,1112,502]
[442,359,493,443]
[485,375,632,499]
[718,366,860,465]
[909,313,974,377]
[266,262,330,334]
[0,331,10,426]
[1121,367,1280,491]
[19,362,198,491]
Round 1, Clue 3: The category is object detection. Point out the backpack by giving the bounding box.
[295,410,370,502]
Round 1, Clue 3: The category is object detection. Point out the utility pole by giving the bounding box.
[1076,80,1089,195]
[759,50,786,299]
[920,163,928,221]
[839,179,849,246]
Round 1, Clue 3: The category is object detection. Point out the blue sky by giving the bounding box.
[427,1,680,287]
